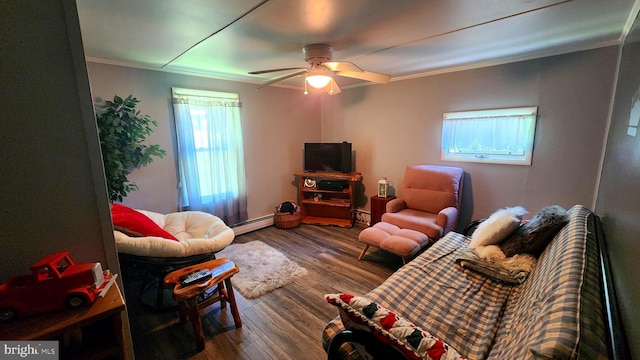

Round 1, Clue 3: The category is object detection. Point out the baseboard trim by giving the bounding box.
[231,214,274,235]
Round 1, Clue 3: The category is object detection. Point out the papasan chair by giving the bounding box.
[111,203,235,308]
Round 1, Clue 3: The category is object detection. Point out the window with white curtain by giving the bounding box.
[171,87,248,225]
[441,107,538,165]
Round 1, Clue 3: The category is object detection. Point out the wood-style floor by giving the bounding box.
[122,223,403,359]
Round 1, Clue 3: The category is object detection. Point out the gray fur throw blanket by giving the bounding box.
[499,205,569,257]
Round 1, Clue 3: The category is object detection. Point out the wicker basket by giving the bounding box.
[274,211,302,229]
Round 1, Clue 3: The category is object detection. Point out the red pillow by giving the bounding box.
[110,203,179,241]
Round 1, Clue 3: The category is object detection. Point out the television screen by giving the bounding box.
[304,142,352,173]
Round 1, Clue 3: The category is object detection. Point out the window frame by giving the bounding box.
[440,106,538,166]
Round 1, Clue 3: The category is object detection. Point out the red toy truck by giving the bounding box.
[0,251,113,321]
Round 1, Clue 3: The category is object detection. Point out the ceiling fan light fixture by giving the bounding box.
[306,64,332,89]
[306,75,331,88]
[250,43,389,92]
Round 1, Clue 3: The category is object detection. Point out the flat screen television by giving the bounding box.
[304,142,352,173]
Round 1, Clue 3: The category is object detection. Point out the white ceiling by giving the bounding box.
[76,0,639,90]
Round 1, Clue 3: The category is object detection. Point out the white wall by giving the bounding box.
[323,47,618,227]
[86,63,322,221]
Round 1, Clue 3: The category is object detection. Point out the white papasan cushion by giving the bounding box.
[469,206,528,249]
[114,210,235,257]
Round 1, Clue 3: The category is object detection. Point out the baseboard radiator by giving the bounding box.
[231,214,274,235]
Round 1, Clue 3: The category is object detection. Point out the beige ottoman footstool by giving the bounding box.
[357,222,431,264]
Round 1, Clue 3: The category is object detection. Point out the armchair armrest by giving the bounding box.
[385,198,408,213]
[436,206,459,234]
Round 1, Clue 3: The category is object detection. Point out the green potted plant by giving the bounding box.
[96,95,166,202]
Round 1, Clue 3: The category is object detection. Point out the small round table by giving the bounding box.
[164,258,242,351]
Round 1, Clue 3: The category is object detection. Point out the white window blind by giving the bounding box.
[441,106,538,165]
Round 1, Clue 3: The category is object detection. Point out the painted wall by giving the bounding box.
[1,1,133,357]
[1,1,117,281]
[322,47,618,228]
[87,47,619,228]
[596,12,640,359]
[86,63,322,221]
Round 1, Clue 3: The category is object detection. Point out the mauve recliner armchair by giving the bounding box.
[381,165,464,241]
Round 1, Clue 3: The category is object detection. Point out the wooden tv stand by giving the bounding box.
[295,171,362,228]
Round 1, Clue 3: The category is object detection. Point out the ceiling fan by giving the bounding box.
[249,44,391,95]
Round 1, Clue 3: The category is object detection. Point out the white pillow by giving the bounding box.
[470,206,528,249]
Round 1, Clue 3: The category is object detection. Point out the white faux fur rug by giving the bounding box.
[217,240,308,299]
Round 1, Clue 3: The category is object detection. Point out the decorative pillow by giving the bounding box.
[326,293,466,360]
[110,203,179,241]
[500,205,569,257]
[469,206,528,249]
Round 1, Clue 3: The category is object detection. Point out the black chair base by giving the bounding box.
[462,219,486,237]
[327,329,407,360]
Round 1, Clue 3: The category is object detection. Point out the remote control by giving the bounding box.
[180,269,212,287]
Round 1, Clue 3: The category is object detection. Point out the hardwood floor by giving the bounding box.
[122,223,403,359]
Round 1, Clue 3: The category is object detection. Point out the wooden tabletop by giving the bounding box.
[163,258,238,287]
[163,258,239,302]
[0,283,125,340]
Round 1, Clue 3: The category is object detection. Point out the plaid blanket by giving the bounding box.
[324,231,513,359]
[488,205,608,359]
[323,205,609,360]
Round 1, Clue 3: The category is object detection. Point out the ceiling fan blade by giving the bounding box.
[325,79,341,95]
[337,70,391,84]
[258,70,307,89]
[323,61,362,73]
[249,67,307,75]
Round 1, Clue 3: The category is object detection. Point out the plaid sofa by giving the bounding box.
[322,205,610,359]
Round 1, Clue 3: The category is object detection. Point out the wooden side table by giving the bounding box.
[164,258,241,352]
[370,195,396,226]
[0,283,127,359]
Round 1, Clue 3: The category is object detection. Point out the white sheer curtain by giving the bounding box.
[441,107,538,165]
[172,91,247,225]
